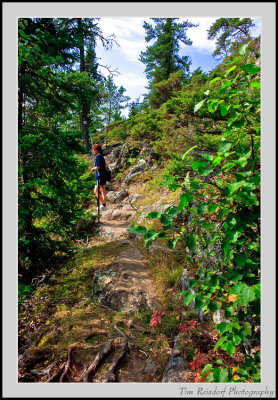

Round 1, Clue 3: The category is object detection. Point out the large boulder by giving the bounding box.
[106,189,129,203]
[124,160,147,184]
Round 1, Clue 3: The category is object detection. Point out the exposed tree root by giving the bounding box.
[103,339,129,382]
[127,319,150,334]
[114,321,148,357]
[83,338,115,382]
[84,331,108,341]
[59,344,77,382]
[46,343,109,383]
[47,362,66,382]
[39,320,150,383]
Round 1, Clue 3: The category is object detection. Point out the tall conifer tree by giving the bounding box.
[139,18,198,88]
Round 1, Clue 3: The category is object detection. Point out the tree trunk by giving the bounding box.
[78,18,91,152]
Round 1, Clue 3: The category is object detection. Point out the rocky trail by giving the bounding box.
[18,185,193,383]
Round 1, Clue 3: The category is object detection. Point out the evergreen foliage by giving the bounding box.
[207,18,255,60]
[139,18,198,105]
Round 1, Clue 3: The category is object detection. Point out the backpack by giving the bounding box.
[105,168,112,182]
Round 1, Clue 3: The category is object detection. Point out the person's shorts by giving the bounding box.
[95,179,106,186]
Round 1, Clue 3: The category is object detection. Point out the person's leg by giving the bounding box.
[99,185,107,205]
[94,184,104,204]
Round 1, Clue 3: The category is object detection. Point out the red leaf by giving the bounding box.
[194,372,201,382]
[149,311,167,327]
[187,320,197,327]
[190,350,211,372]
[178,320,197,333]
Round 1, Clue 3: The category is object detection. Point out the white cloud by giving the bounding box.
[184,17,217,52]
[114,72,148,100]
[97,18,148,64]
[116,37,146,62]
[97,17,146,41]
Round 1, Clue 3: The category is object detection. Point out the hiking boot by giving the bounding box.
[100,204,107,211]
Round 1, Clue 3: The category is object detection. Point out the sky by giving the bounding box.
[95,17,261,114]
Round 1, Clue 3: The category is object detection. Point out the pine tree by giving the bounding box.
[207,18,255,60]
[139,18,198,88]
[101,75,130,126]
[18,18,90,281]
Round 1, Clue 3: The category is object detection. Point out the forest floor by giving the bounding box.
[18,178,247,383]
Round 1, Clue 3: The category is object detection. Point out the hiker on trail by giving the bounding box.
[91,144,107,211]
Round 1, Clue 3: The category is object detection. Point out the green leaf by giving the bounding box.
[128,225,147,235]
[198,166,213,176]
[229,117,246,129]
[209,77,221,85]
[146,211,162,219]
[219,81,232,94]
[227,180,245,195]
[144,230,160,242]
[220,104,230,117]
[232,335,242,346]
[195,295,204,310]
[203,90,210,96]
[168,235,181,249]
[208,99,222,113]
[207,204,219,213]
[213,367,229,382]
[200,364,213,380]
[250,81,261,89]
[198,203,208,214]
[194,100,206,113]
[224,306,235,318]
[218,141,234,153]
[241,64,260,75]
[254,283,261,300]
[19,29,28,38]
[189,279,198,288]
[186,233,198,250]
[238,285,256,306]
[178,192,193,209]
[182,145,198,159]
[208,301,221,313]
[214,336,226,351]
[225,65,237,76]
[200,153,214,162]
[242,322,252,337]
[183,292,195,307]
[217,208,229,220]
[217,322,231,335]
[238,191,259,206]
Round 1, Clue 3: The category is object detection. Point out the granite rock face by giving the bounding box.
[92,240,158,312]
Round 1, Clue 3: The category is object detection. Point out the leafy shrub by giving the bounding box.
[129,45,261,382]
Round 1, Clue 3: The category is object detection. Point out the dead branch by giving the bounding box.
[103,339,129,382]
[83,338,114,382]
